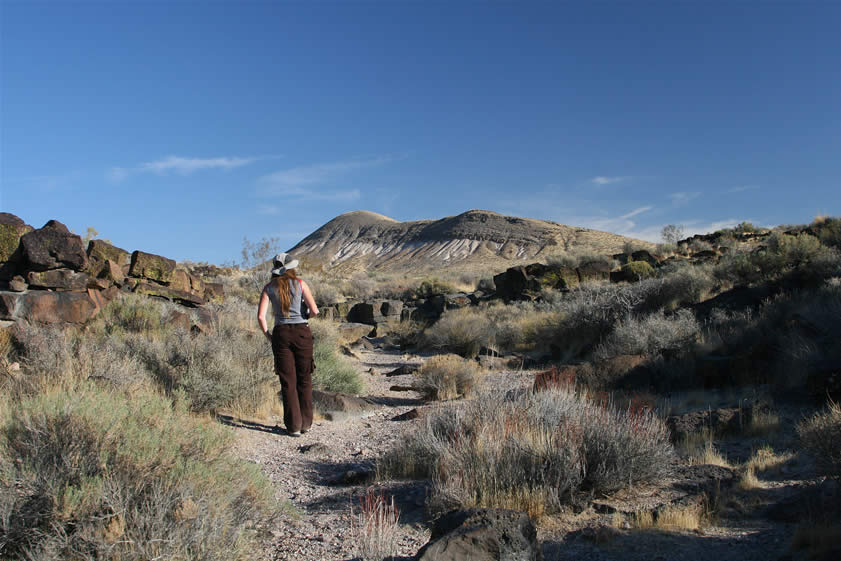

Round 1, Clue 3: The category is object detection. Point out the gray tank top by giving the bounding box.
[266,279,307,325]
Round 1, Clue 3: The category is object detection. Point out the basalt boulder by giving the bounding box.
[414,508,543,561]
[86,239,131,277]
[0,213,33,279]
[26,269,91,291]
[20,220,88,272]
[129,251,176,283]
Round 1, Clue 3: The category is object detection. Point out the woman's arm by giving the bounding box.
[301,281,319,317]
[257,289,272,340]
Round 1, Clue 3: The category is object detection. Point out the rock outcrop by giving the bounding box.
[0,213,224,327]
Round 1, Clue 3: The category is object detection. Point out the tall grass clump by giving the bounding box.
[798,400,841,478]
[0,382,278,561]
[378,387,673,519]
[413,354,480,401]
[310,318,364,394]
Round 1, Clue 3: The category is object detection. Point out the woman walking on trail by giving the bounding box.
[257,253,319,437]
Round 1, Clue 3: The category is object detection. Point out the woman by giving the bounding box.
[257,253,319,437]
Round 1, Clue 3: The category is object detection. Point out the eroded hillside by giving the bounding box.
[290,209,650,274]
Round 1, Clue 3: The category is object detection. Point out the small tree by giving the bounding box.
[241,236,283,270]
[661,224,685,245]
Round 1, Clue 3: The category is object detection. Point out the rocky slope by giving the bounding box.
[290,209,649,274]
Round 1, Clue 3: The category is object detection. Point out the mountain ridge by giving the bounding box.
[289,209,651,274]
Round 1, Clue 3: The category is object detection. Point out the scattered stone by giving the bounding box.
[312,390,376,417]
[391,408,420,421]
[8,276,26,292]
[385,364,420,377]
[327,468,374,486]
[340,345,360,359]
[389,385,415,392]
[415,508,543,561]
[299,443,331,455]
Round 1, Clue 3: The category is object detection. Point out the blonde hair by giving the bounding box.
[271,269,299,316]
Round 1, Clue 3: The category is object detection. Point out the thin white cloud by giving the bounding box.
[108,155,261,182]
[591,176,627,186]
[620,206,653,220]
[257,156,389,201]
[669,191,701,206]
[728,185,760,193]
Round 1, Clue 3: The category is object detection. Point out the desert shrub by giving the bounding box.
[767,231,822,267]
[535,270,711,360]
[814,216,841,249]
[309,319,364,394]
[652,243,677,259]
[423,307,493,358]
[689,239,714,253]
[798,400,841,478]
[311,278,342,307]
[623,240,645,254]
[593,309,700,360]
[622,261,656,281]
[94,292,176,335]
[387,320,424,348]
[342,273,378,301]
[734,221,758,234]
[378,387,673,518]
[0,383,278,561]
[800,246,841,281]
[413,277,457,299]
[546,250,615,271]
[413,354,480,401]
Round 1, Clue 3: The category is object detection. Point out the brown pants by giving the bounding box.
[271,323,314,433]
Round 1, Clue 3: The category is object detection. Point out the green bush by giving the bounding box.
[0,383,279,560]
[310,319,364,394]
[413,277,457,299]
[622,260,656,281]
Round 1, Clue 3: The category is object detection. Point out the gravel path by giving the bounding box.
[229,346,813,561]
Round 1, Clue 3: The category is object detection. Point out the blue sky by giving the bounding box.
[2,1,839,265]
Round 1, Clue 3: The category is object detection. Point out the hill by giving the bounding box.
[289,209,649,274]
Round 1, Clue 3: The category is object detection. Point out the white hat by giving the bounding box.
[270,252,299,276]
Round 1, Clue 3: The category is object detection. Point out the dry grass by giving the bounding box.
[413,354,480,401]
[739,446,795,490]
[798,399,841,478]
[350,488,400,561]
[631,502,705,531]
[743,409,781,437]
[688,440,732,469]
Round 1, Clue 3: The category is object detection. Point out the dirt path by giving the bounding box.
[230,347,814,561]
